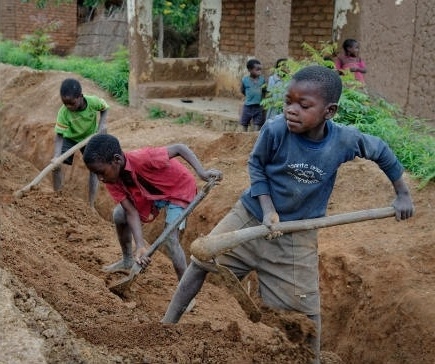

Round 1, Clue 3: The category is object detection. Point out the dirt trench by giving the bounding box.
[1,64,434,364]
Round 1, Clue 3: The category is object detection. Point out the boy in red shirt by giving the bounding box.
[83,134,222,282]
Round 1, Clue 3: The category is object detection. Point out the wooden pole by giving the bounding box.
[14,135,93,198]
[190,207,396,261]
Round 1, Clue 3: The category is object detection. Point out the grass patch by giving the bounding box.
[148,106,168,119]
[0,38,129,105]
[175,112,204,125]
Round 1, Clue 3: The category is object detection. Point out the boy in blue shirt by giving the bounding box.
[239,59,266,131]
[162,65,414,364]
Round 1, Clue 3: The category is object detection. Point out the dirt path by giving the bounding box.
[1,64,434,363]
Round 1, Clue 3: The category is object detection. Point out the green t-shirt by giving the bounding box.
[54,95,109,142]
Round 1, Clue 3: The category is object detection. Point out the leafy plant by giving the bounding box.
[153,0,200,57]
[149,106,168,119]
[175,111,203,124]
[19,20,60,66]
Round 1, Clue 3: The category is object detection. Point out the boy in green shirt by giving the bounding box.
[52,78,109,208]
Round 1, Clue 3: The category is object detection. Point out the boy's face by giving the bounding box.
[86,155,123,184]
[61,94,85,112]
[284,80,337,140]
[249,64,262,78]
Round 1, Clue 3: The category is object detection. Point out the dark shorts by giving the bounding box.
[239,104,264,126]
[62,137,86,165]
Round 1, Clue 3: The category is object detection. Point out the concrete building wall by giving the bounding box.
[0,0,77,55]
[334,0,435,125]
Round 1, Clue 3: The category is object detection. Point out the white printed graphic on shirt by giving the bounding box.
[287,163,326,184]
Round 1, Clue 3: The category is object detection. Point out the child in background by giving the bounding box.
[265,58,288,120]
[162,65,414,364]
[239,59,266,132]
[83,134,223,282]
[335,39,367,83]
[52,78,109,208]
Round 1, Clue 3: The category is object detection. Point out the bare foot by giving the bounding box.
[102,259,133,273]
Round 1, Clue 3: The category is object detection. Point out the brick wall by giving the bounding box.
[289,0,334,58]
[0,0,77,55]
[220,0,255,54]
[218,0,334,58]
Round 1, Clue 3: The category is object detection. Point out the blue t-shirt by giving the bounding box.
[241,75,266,105]
[240,116,404,221]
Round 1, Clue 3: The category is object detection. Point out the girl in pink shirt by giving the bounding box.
[335,39,367,83]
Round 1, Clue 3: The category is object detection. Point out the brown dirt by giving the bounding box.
[1,64,434,364]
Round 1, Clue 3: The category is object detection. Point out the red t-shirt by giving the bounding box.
[105,147,197,223]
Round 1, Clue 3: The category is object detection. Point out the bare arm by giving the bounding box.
[391,176,415,221]
[120,198,151,266]
[258,194,279,226]
[166,144,223,182]
[97,109,108,134]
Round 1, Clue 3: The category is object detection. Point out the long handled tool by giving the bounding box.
[191,207,396,261]
[109,178,217,296]
[190,207,396,322]
[14,135,93,198]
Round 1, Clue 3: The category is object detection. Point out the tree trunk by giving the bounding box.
[158,14,164,58]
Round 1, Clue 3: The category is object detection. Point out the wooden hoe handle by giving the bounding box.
[190,207,396,261]
[14,135,93,198]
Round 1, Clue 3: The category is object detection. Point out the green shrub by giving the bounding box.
[149,106,167,119]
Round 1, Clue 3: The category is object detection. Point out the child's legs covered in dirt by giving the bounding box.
[52,166,63,191]
[162,260,208,323]
[155,201,189,281]
[102,204,134,273]
[216,208,321,364]
[253,229,321,364]
[88,171,99,208]
[165,228,187,281]
[162,200,256,323]
[52,138,74,192]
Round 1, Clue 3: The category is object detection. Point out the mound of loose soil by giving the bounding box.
[1,64,434,363]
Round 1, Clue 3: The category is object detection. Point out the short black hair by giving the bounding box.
[292,65,342,104]
[246,59,261,70]
[83,134,123,165]
[60,78,82,98]
[275,58,287,68]
[342,39,358,52]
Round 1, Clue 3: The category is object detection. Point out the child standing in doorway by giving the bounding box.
[335,39,367,83]
[239,59,266,131]
[52,78,109,208]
